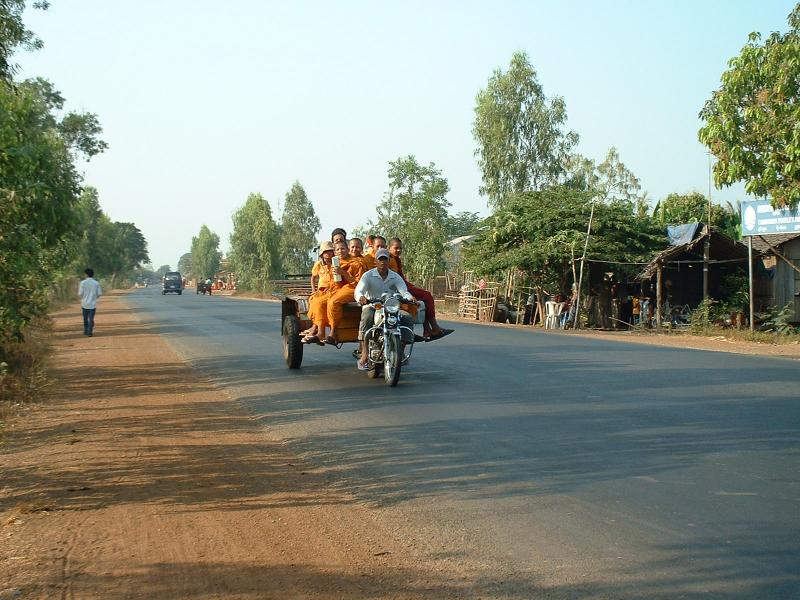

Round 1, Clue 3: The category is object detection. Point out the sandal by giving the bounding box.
[427,328,454,341]
[302,334,323,345]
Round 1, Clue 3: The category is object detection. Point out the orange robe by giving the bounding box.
[360,254,376,270]
[388,255,430,321]
[307,261,333,327]
[326,258,367,333]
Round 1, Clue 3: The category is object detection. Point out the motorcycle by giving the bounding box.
[363,293,416,387]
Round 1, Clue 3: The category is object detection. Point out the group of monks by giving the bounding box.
[300,228,454,347]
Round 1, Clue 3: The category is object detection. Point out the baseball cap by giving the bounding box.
[375,248,390,260]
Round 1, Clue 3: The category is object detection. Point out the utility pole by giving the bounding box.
[573,197,596,329]
[703,152,712,301]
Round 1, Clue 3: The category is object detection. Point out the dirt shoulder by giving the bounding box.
[0,292,469,600]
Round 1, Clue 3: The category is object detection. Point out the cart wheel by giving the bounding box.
[282,315,304,368]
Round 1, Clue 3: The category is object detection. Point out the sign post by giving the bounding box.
[741,200,800,236]
[740,200,800,332]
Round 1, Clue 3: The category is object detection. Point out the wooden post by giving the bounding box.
[573,199,596,329]
[656,263,663,328]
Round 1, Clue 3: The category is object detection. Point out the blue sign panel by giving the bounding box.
[741,199,800,236]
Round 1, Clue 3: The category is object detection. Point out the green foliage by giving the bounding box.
[229,193,281,292]
[444,211,484,238]
[279,181,320,275]
[0,1,48,82]
[760,302,798,335]
[155,265,172,278]
[473,51,578,209]
[100,221,149,284]
[17,78,108,158]
[373,155,451,283]
[190,225,221,280]
[63,187,148,286]
[652,192,741,240]
[0,81,83,342]
[720,272,750,311]
[177,252,193,277]
[565,148,648,213]
[689,298,722,332]
[465,187,664,292]
[699,4,800,208]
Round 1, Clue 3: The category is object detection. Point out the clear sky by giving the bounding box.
[17,0,798,269]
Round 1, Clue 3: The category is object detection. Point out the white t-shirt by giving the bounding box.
[78,277,102,309]
[354,268,412,303]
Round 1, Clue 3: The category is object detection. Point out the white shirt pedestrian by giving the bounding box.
[79,277,102,309]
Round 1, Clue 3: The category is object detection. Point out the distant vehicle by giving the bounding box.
[162,271,183,295]
[196,279,213,295]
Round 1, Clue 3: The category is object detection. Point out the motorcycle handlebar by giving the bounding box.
[365,295,416,305]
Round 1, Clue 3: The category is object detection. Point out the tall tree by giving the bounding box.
[229,193,281,293]
[96,221,149,286]
[473,51,578,209]
[190,225,221,280]
[0,0,47,82]
[465,188,664,296]
[698,3,800,208]
[1,80,82,341]
[279,181,321,275]
[177,252,193,276]
[566,148,644,202]
[444,211,484,238]
[653,192,741,240]
[373,155,450,283]
[72,186,104,269]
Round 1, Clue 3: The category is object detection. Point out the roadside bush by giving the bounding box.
[760,302,798,335]
[689,299,719,333]
[0,318,52,432]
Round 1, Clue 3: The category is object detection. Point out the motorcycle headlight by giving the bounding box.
[385,296,401,313]
[387,314,398,325]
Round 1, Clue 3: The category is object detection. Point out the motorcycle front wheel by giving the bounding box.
[384,334,402,387]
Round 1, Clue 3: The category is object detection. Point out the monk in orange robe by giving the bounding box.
[324,241,367,345]
[303,241,334,341]
[388,237,453,341]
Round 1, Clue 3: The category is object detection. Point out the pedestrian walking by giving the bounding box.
[78,268,102,336]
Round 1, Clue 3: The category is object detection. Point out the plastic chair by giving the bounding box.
[545,301,564,329]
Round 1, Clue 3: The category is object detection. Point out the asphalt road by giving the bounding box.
[126,287,800,599]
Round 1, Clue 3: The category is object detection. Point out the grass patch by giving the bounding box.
[0,317,54,434]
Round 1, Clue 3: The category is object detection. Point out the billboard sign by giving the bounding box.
[741,199,800,236]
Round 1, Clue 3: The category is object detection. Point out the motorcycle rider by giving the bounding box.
[354,248,415,371]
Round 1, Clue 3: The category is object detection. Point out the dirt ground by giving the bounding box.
[2,293,797,600]
[0,292,480,600]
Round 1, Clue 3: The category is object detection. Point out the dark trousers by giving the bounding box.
[82,308,96,334]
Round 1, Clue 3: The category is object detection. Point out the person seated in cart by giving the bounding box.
[303,240,335,339]
[303,240,365,345]
[362,235,387,269]
[387,237,453,342]
[324,240,368,345]
[348,237,376,272]
[331,227,347,245]
[354,248,416,371]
